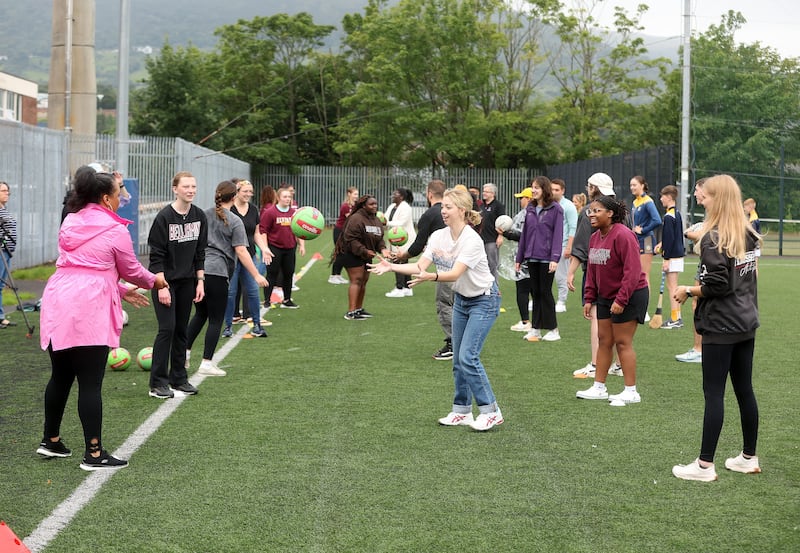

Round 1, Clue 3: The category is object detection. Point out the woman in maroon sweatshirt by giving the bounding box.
[576,195,648,405]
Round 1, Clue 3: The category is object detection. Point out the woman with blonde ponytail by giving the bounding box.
[186,181,268,379]
[369,187,504,431]
[672,174,763,482]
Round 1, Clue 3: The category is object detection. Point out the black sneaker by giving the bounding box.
[344,310,368,320]
[432,343,453,360]
[149,386,174,399]
[280,299,299,309]
[36,439,72,458]
[171,382,198,395]
[356,309,373,318]
[79,450,128,471]
[249,327,268,338]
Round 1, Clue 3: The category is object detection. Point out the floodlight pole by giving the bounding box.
[679,0,691,222]
[116,0,131,175]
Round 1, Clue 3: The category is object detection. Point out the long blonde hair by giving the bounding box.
[701,175,761,259]
[444,187,482,227]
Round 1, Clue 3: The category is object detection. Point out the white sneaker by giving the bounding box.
[576,385,608,400]
[523,329,541,341]
[438,412,475,426]
[469,410,504,431]
[645,312,651,322]
[608,362,624,376]
[724,453,761,474]
[608,389,641,404]
[510,321,532,332]
[541,329,561,342]
[184,350,191,370]
[573,363,596,378]
[672,459,718,482]
[676,349,702,363]
[555,301,567,313]
[292,284,300,291]
[336,275,349,284]
[402,287,413,297]
[197,359,226,376]
[385,288,406,298]
[328,275,341,284]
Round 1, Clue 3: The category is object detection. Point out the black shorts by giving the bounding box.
[337,251,370,269]
[596,287,649,324]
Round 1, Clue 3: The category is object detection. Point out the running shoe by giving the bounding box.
[608,389,641,404]
[573,363,596,378]
[438,412,474,426]
[675,349,702,363]
[672,459,718,482]
[36,439,72,458]
[469,410,504,431]
[724,453,761,474]
[80,450,128,472]
[576,386,608,400]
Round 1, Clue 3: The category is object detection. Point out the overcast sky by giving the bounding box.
[591,0,800,59]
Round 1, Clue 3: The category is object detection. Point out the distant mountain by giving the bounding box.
[0,0,376,86]
[0,0,679,89]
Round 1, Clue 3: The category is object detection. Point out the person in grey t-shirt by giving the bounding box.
[186,181,268,380]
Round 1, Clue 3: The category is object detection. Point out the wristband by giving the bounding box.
[197,276,205,281]
[685,286,692,297]
[434,272,439,281]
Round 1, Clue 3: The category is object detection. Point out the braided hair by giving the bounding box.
[592,194,628,224]
[214,180,237,226]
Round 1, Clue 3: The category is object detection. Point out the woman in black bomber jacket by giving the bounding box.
[671,174,762,482]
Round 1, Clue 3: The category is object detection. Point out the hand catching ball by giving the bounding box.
[386,226,409,247]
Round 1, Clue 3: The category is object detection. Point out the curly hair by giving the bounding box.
[592,195,629,224]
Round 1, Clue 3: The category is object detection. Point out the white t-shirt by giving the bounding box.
[423,225,494,297]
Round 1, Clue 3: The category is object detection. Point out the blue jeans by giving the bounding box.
[0,250,10,320]
[224,255,262,329]
[451,282,500,413]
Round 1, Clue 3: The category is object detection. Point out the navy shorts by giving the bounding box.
[596,287,649,324]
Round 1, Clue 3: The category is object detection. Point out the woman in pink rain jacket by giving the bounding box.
[36,166,167,471]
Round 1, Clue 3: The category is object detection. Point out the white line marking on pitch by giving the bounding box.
[24,255,321,552]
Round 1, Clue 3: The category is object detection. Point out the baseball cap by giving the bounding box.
[514,188,533,199]
[587,173,615,196]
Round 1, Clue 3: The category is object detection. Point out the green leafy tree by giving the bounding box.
[205,13,336,167]
[539,1,669,161]
[130,43,217,142]
[337,0,553,168]
[645,11,800,219]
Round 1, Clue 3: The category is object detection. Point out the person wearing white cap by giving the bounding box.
[566,173,622,378]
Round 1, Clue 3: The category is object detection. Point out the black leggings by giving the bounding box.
[265,246,296,303]
[700,338,759,463]
[331,228,344,276]
[187,275,229,360]
[44,345,108,451]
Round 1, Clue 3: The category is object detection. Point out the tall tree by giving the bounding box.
[130,43,217,142]
[645,11,800,218]
[538,0,669,161]
[337,0,552,168]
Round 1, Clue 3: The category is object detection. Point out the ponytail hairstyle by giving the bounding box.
[631,175,649,194]
[593,194,629,224]
[444,187,482,227]
[66,166,115,212]
[214,180,237,226]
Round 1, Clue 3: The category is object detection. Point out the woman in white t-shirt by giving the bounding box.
[369,187,503,431]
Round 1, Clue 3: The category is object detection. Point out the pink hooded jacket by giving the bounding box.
[40,203,156,351]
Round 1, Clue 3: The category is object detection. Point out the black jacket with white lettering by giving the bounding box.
[695,229,759,344]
